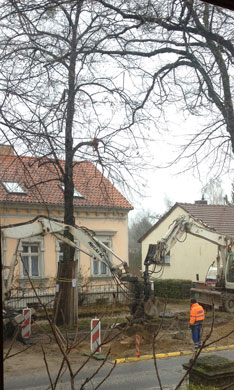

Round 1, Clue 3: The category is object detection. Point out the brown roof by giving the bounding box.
[0,154,133,211]
[139,202,234,242]
[178,203,234,236]
[201,0,234,11]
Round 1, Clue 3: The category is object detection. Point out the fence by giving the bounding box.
[5,285,56,310]
[5,282,130,310]
[78,282,129,306]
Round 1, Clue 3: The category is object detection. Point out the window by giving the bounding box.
[58,242,64,263]
[226,254,234,283]
[93,259,99,275]
[2,181,26,194]
[56,239,80,273]
[2,237,7,280]
[164,252,170,265]
[92,258,109,276]
[21,244,40,277]
[101,261,107,274]
[91,239,112,277]
[19,237,45,278]
[59,184,84,199]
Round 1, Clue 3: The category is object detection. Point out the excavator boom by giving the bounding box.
[145,214,234,313]
[1,215,131,303]
[1,215,160,322]
[147,215,230,266]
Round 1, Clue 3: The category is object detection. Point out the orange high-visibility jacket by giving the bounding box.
[190,303,205,325]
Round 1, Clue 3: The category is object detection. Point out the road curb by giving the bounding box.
[114,344,234,364]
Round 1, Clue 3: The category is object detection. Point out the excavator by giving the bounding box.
[144,214,234,313]
[1,215,159,338]
[3,213,233,339]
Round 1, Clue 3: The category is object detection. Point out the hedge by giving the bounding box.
[154,279,192,299]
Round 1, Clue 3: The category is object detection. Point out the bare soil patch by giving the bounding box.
[4,303,234,375]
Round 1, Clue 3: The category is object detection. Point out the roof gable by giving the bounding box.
[0,154,133,210]
[138,203,180,242]
[139,202,234,242]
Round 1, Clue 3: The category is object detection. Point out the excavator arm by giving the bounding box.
[1,215,160,319]
[144,214,234,313]
[145,215,230,267]
[1,215,128,268]
[1,215,129,301]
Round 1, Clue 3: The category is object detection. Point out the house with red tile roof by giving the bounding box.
[139,201,234,283]
[0,145,133,300]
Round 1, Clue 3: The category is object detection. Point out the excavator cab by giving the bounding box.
[225,252,234,284]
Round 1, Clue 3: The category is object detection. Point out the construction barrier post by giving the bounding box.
[91,318,101,353]
[22,308,31,339]
[136,334,140,357]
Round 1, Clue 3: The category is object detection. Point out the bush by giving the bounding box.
[154,279,192,299]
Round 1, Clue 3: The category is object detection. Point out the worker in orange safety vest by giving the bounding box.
[190,298,205,351]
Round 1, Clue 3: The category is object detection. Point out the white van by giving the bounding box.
[205,263,217,286]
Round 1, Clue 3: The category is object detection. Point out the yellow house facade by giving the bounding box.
[139,202,234,283]
[0,145,133,295]
[1,209,130,286]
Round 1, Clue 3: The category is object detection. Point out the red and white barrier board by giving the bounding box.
[91,318,101,353]
[22,308,31,339]
[136,334,140,357]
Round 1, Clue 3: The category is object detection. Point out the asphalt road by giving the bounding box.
[4,349,234,390]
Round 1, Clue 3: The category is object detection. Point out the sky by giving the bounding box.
[128,167,233,222]
[132,172,203,213]
[127,109,234,220]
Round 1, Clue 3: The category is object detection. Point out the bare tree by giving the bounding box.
[90,1,234,177]
[0,0,158,325]
[202,177,225,204]
[129,210,159,275]
[0,0,233,324]
[141,0,234,176]
[3,260,121,390]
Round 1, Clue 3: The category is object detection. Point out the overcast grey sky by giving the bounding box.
[128,107,234,217]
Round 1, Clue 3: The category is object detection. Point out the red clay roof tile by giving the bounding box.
[0,155,133,210]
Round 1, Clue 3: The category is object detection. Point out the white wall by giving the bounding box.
[141,206,218,282]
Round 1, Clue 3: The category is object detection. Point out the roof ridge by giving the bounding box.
[0,154,91,163]
[178,202,234,207]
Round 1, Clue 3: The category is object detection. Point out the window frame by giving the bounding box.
[59,184,84,199]
[164,252,171,265]
[18,236,45,279]
[2,237,7,279]
[2,181,26,194]
[91,236,112,278]
[56,239,81,275]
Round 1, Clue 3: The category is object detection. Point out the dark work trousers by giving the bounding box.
[191,323,203,350]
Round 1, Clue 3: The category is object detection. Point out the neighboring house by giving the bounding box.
[0,145,133,291]
[139,201,234,283]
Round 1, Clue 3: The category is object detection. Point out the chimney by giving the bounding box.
[0,144,15,156]
[195,195,207,205]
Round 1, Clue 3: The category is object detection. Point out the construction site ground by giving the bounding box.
[4,301,234,375]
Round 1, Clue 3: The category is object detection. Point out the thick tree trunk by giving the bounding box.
[55,261,78,326]
[55,4,82,326]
